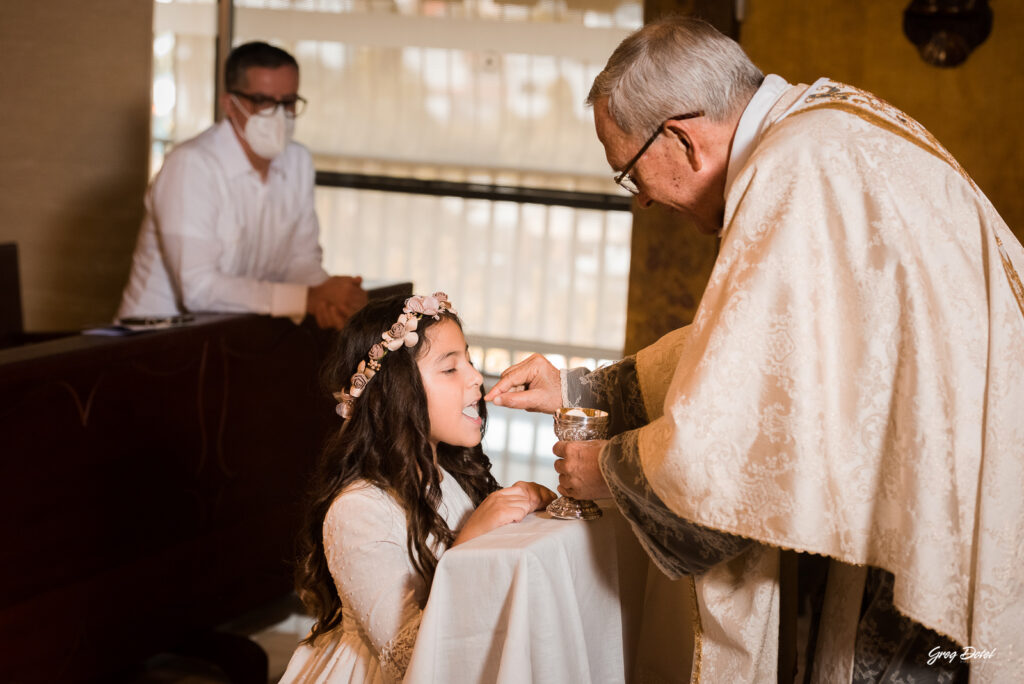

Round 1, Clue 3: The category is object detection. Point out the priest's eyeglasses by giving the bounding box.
[229,91,308,118]
[614,111,704,195]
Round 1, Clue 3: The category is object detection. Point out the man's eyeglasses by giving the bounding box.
[229,91,308,118]
[614,111,704,195]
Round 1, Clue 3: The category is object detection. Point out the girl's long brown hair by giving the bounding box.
[294,295,498,643]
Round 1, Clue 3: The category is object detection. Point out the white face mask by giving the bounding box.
[231,95,295,160]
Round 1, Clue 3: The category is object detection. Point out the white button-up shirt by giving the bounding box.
[117,120,328,319]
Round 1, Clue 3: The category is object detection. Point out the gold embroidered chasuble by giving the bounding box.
[625,81,1024,683]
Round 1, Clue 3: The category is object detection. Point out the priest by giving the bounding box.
[485,15,1024,684]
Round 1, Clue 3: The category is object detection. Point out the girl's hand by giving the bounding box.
[452,481,556,547]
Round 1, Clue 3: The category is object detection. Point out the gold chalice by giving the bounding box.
[546,407,609,520]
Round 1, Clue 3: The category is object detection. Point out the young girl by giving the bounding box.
[281,293,554,683]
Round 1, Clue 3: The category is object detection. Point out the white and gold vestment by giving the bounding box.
[575,78,1024,683]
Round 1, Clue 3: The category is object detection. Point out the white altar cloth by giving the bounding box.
[404,503,692,683]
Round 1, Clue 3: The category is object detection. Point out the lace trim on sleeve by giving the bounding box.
[379,610,422,683]
[600,431,752,578]
[561,367,589,408]
[562,357,647,435]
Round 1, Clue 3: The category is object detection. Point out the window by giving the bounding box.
[151,0,640,488]
[151,0,218,177]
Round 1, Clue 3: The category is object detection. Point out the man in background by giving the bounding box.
[118,41,365,329]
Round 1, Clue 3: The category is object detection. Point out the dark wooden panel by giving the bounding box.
[0,243,24,347]
[0,314,339,683]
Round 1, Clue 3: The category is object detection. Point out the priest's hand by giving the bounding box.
[484,353,561,414]
[553,439,612,500]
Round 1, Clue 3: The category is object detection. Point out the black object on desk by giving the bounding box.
[0,243,24,348]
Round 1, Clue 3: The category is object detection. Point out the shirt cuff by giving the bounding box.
[270,282,309,323]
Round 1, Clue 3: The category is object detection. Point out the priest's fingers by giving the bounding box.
[558,473,595,500]
[553,439,606,464]
[559,474,611,501]
[483,353,544,397]
[484,354,560,413]
[557,474,571,498]
[487,387,558,414]
[553,440,612,499]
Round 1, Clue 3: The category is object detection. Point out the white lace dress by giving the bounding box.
[280,468,475,683]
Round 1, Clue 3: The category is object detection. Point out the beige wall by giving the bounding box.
[741,0,1024,241]
[625,0,1024,353]
[0,1,153,331]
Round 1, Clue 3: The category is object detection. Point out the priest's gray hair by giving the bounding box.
[587,15,764,136]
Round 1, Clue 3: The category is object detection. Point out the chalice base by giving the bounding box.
[547,495,602,520]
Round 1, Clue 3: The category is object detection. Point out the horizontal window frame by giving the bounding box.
[315,171,633,213]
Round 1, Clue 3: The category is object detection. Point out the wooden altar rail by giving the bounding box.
[0,314,341,683]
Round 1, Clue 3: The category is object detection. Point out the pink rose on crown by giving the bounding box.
[368,343,385,361]
[383,316,420,350]
[388,320,407,339]
[336,399,353,419]
[419,296,440,315]
[333,390,355,418]
[405,297,426,315]
[432,292,456,315]
[349,373,369,397]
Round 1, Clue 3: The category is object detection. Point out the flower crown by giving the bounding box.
[333,292,457,420]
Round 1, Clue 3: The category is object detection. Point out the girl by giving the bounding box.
[281,293,554,683]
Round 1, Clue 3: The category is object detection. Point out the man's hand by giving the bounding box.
[483,353,561,414]
[308,300,345,330]
[553,439,612,500]
[453,481,556,546]
[307,275,368,329]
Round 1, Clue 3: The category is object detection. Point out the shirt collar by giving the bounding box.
[724,74,791,199]
[213,118,288,180]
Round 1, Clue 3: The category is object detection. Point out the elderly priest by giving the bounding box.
[487,15,1024,684]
